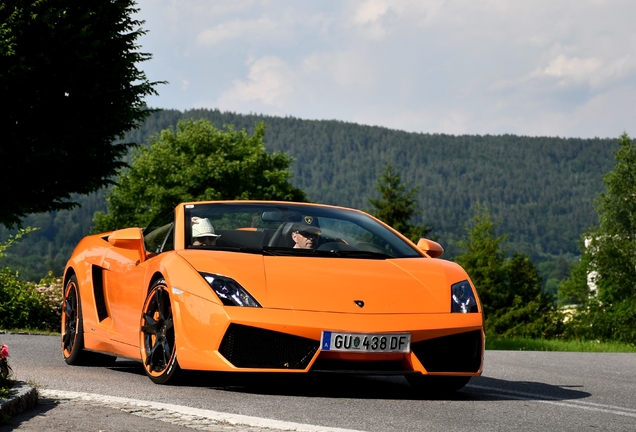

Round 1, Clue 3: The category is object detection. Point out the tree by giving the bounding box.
[367,163,431,242]
[454,206,508,318]
[0,0,159,228]
[559,133,636,343]
[93,119,307,232]
[455,206,561,338]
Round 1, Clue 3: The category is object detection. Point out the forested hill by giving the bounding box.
[130,109,616,259]
[0,108,618,281]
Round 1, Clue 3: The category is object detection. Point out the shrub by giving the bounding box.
[0,229,62,332]
[0,268,61,331]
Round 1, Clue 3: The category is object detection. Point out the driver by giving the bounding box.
[291,220,321,249]
[191,217,221,246]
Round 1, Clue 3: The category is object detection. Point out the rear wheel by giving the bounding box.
[406,375,471,394]
[140,279,180,384]
[62,275,117,366]
[61,275,85,364]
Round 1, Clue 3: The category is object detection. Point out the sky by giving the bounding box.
[133,0,636,139]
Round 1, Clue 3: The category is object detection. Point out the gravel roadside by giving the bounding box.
[1,394,285,432]
[1,386,358,432]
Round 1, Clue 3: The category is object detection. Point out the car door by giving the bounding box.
[101,228,149,347]
[102,210,175,348]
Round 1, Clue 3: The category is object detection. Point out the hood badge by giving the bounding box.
[354,300,365,308]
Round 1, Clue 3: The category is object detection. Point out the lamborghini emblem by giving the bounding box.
[304,216,314,225]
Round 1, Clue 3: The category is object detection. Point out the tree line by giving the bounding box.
[0,109,618,286]
[1,114,634,344]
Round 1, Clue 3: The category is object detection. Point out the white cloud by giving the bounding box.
[196,18,279,46]
[135,0,636,138]
[353,0,389,25]
[217,56,295,110]
[544,55,603,83]
[541,54,636,88]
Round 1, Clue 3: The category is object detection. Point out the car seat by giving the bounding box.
[267,222,296,248]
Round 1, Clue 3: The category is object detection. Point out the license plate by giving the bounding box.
[321,331,411,353]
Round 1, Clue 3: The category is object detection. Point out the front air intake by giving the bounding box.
[411,330,482,373]
[219,324,319,369]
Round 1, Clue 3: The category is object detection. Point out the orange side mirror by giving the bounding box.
[108,228,146,262]
[416,238,444,258]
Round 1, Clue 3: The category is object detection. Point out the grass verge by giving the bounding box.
[0,329,60,336]
[486,336,636,352]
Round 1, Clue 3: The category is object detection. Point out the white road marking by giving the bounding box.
[468,384,636,418]
[40,389,366,432]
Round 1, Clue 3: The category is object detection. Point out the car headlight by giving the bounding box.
[200,273,261,307]
[451,280,478,313]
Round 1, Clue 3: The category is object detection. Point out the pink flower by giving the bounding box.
[0,345,8,360]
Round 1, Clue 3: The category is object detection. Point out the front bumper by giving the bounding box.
[172,292,484,376]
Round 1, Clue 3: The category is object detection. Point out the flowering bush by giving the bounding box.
[1,228,62,332]
[0,269,62,331]
[36,271,64,329]
[0,344,12,387]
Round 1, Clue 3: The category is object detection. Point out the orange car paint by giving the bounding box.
[63,201,484,378]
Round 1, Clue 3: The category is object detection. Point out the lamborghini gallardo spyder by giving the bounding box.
[61,201,484,391]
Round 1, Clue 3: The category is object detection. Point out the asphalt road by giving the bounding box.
[2,333,636,431]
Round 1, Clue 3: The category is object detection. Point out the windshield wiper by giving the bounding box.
[317,250,392,259]
[188,245,276,256]
[260,246,308,256]
[258,247,393,259]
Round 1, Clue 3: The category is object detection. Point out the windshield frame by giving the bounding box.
[182,202,423,259]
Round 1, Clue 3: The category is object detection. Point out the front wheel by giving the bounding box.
[405,375,471,394]
[140,279,180,384]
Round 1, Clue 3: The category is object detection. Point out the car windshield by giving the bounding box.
[183,203,422,259]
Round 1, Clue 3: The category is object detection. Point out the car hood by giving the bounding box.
[177,250,452,313]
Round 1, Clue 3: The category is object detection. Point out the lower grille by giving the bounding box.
[219,324,319,369]
[411,330,482,373]
[310,359,408,374]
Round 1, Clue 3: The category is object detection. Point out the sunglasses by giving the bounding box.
[296,230,320,238]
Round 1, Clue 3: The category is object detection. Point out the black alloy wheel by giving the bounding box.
[62,275,84,364]
[140,278,180,384]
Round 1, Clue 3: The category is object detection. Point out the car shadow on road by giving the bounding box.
[178,371,591,402]
[106,360,591,403]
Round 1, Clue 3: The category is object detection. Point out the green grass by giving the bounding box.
[3,329,636,352]
[0,387,11,399]
[1,328,60,336]
[0,379,14,401]
[486,336,636,353]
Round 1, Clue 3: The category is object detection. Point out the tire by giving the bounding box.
[61,275,86,365]
[62,274,117,366]
[139,279,180,384]
[405,375,471,394]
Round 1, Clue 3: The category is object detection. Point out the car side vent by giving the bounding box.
[91,265,109,322]
[219,324,319,369]
[411,330,482,373]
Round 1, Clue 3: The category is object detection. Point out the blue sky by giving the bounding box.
[134,0,636,138]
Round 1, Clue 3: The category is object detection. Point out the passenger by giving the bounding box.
[191,217,221,246]
[291,221,321,249]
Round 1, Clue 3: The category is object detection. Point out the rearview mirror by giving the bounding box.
[261,210,303,223]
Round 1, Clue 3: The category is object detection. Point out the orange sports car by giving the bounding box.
[62,201,484,391]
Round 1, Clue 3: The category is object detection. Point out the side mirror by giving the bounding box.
[108,228,146,263]
[108,228,143,250]
[416,238,444,258]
